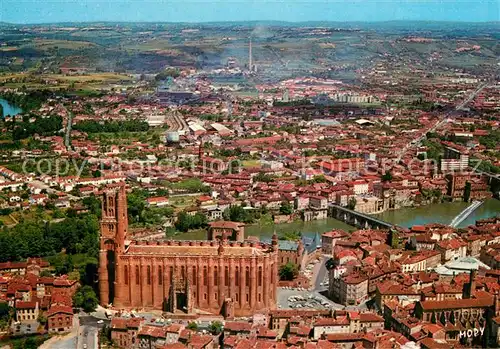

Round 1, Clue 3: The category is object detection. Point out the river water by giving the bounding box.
[371,198,500,228]
[176,199,500,240]
[0,98,22,118]
[176,218,355,240]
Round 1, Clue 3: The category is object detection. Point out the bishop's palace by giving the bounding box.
[98,184,279,317]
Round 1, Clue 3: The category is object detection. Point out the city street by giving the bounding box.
[277,288,344,311]
[313,255,330,292]
[276,254,343,311]
[76,326,99,349]
[39,314,108,349]
[39,315,79,349]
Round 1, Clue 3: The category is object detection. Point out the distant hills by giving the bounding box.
[1,20,498,29]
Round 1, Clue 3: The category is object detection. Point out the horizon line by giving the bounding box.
[2,19,500,26]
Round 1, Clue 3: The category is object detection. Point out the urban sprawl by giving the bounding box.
[0,22,499,349]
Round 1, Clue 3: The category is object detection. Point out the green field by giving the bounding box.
[241,159,261,168]
[31,39,97,51]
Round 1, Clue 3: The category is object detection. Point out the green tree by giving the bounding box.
[165,226,176,238]
[187,321,198,330]
[279,201,293,215]
[83,195,101,217]
[73,119,148,133]
[381,170,393,182]
[347,197,357,210]
[175,211,208,232]
[175,212,192,232]
[389,229,400,249]
[192,212,208,228]
[279,262,299,281]
[127,190,147,222]
[312,175,327,183]
[100,324,112,344]
[279,231,301,241]
[37,314,48,325]
[254,172,273,183]
[223,205,251,223]
[0,302,11,325]
[208,320,224,335]
[155,68,181,80]
[73,285,99,312]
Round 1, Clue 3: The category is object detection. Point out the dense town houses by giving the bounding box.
[94,187,500,348]
[0,43,499,349]
[0,259,79,336]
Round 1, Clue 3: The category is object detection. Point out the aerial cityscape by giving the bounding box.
[0,1,499,349]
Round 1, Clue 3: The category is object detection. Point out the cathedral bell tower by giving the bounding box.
[98,184,128,307]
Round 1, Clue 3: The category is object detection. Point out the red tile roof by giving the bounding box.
[419,296,493,311]
[47,305,73,316]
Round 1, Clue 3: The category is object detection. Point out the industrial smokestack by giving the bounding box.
[248,37,253,72]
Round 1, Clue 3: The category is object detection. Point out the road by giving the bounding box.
[38,313,108,349]
[314,255,329,291]
[395,82,489,163]
[39,314,80,349]
[30,179,79,201]
[77,326,99,349]
[78,314,110,349]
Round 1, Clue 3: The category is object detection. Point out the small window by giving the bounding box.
[147,266,151,285]
[158,266,162,285]
[124,266,129,285]
[135,266,140,285]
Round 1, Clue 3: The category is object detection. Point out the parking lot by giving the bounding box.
[277,288,344,311]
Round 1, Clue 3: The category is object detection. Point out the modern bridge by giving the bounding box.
[449,200,484,228]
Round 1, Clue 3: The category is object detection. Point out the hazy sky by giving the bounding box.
[1,0,499,24]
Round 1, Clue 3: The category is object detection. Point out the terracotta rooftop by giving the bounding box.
[419,295,493,311]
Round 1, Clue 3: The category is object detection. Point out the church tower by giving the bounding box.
[98,184,128,306]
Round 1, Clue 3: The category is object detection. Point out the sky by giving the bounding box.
[1,0,499,24]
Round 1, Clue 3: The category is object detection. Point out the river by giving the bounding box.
[371,198,500,228]
[175,199,499,240]
[0,98,23,118]
[176,218,355,240]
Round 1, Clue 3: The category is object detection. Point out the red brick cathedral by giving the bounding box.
[98,185,278,317]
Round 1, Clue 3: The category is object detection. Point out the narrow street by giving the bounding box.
[38,315,79,349]
[77,326,99,349]
[313,255,329,292]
